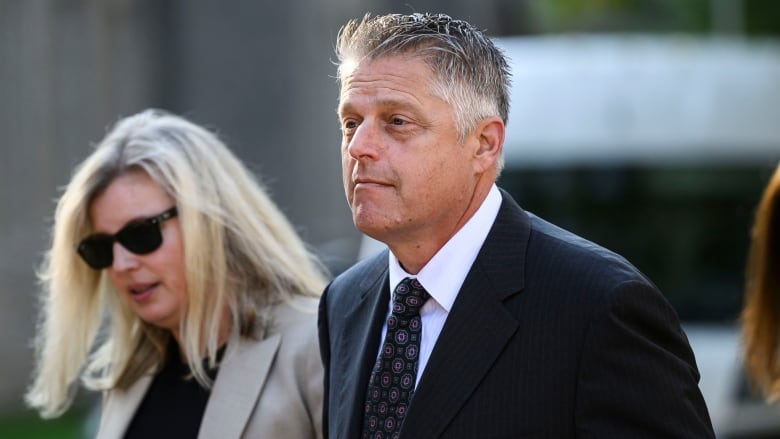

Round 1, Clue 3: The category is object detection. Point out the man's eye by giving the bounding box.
[343,120,357,130]
[391,118,405,125]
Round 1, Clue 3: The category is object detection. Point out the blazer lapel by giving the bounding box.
[95,374,153,439]
[198,332,281,439]
[401,190,530,437]
[333,256,390,439]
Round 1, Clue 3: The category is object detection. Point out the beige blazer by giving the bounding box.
[96,296,323,439]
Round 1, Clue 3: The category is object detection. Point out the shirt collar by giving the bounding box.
[389,184,502,311]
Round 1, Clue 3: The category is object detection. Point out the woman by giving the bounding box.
[742,163,780,399]
[25,109,327,438]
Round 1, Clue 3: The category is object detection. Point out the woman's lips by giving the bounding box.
[128,282,159,301]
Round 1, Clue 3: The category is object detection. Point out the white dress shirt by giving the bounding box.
[380,184,502,387]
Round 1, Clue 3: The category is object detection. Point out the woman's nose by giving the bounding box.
[111,242,140,272]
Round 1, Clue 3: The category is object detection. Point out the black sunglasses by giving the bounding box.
[77,207,178,269]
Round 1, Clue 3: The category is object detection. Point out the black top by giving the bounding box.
[124,341,224,438]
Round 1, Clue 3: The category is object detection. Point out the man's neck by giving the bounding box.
[389,180,495,274]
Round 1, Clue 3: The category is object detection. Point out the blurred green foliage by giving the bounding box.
[744,0,780,34]
[531,0,778,35]
[0,410,88,439]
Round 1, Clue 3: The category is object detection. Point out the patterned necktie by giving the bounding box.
[362,277,430,439]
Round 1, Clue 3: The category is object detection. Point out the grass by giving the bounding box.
[0,409,91,439]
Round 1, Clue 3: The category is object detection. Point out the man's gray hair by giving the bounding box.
[336,12,511,150]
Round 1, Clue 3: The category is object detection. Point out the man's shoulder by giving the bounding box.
[524,211,654,289]
[494,189,634,274]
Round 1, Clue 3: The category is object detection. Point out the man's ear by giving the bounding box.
[472,116,504,173]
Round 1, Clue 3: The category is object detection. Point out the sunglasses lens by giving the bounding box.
[76,207,175,270]
[77,236,114,269]
[117,221,163,255]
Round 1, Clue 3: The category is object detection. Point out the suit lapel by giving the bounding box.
[333,255,390,439]
[401,190,530,437]
[95,374,153,439]
[198,332,281,439]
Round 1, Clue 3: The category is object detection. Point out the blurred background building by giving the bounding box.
[1,0,779,437]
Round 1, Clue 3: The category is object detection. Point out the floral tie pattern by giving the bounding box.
[362,277,430,439]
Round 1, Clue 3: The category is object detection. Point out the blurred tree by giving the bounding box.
[527,0,779,35]
[744,0,780,35]
[532,0,709,33]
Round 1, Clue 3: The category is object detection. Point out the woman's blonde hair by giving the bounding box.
[25,109,328,418]
[742,163,780,399]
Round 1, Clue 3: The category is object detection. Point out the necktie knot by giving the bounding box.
[392,277,430,317]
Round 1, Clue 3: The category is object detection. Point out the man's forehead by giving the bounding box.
[340,56,434,93]
[340,52,433,80]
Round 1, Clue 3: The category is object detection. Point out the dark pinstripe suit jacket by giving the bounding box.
[318,189,714,438]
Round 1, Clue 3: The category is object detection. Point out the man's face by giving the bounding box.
[338,55,482,250]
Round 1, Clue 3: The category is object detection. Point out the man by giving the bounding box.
[319,12,714,438]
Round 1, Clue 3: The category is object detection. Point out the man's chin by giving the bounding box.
[354,219,388,242]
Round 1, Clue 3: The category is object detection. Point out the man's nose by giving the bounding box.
[347,121,382,161]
